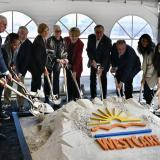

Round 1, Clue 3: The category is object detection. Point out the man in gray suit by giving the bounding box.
[0,15,12,120]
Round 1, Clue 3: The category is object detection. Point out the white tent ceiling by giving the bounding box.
[71,0,159,7]
[0,0,158,8]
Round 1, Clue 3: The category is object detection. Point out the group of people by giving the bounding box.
[0,15,84,120]
[0,14,160,120]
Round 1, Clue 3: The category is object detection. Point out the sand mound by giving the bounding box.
[20,97,160,160]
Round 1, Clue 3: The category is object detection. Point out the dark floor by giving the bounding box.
[0,103,23,160]
[0,98,63,160]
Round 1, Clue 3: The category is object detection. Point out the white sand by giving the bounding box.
[20,97,160,160]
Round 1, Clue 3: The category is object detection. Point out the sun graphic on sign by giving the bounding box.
[88,107,141,126]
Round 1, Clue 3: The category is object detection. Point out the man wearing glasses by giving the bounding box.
[87,25,112,100]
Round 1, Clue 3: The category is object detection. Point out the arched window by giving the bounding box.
[110,15,153,52]
[110,15,153,90]
[56,13,96,76]
[0,11,37,42]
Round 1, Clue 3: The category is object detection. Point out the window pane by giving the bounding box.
[133,16,147,38]
[27,21,37,38]
[13,11,31,32]
[60,14,76,30]
[77,13,93,33]
[80,22,96,38]
[110,23,130,39]
[134,24,153,39]
[118,15,132,37]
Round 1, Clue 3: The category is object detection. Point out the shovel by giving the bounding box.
[138,84,143,103]
[68,68,83,99]
[97,64,104,101]
[45,67,61,105]
[62,65,68,102]
[111,72,123,103]
[151,89,160,114]
[0,78,54,120]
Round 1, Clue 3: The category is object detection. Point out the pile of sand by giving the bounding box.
[20,97,160,160]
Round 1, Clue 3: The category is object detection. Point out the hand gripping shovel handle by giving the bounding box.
[0,79,33,106]
[10,67,20,80]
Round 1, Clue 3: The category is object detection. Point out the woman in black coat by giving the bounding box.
[30,23,49,92]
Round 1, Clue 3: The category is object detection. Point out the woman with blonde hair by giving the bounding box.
[64,27,84,101]
[30,23,49,92]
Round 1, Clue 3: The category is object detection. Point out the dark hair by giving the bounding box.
[153,42,160,73]
[5,33,19,44]
[137,34,154,55]
[94,24,104,31]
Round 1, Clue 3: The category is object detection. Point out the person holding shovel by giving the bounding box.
[64,27,84,101]
[87,25,112,100]
[44,25,66,104]
[111,40,141,99]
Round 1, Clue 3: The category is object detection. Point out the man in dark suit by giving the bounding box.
[111,40,141,99]
[16,26,32,110]
[0,15,12,120]
[87,25,112,100]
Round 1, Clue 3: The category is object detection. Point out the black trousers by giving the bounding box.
[44,65,61,98]
[124,79,133,99]
[31,70,42,92]
[66,68,80,101]
[143,81,154,104]
[90,66,107,99]
[116,76,133,99]
[0,86,4,113]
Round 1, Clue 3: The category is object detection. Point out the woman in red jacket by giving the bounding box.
[64,27,84,101]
